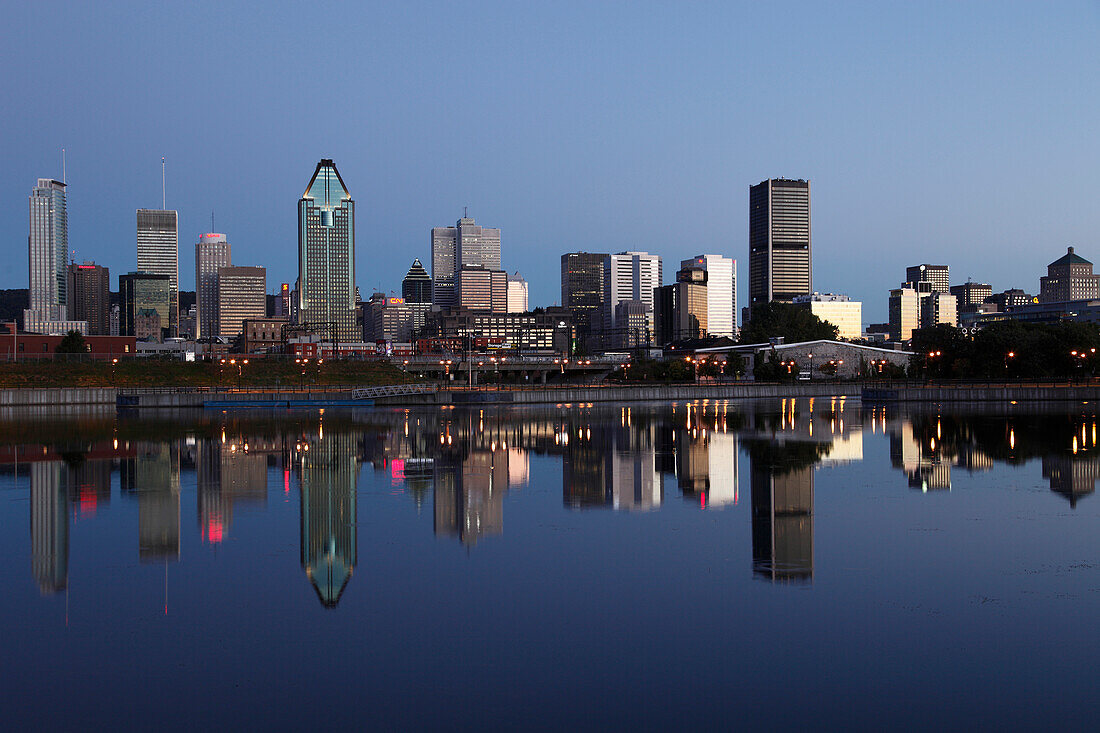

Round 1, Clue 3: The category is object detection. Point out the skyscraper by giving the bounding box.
[27,178,68,322]
[561,252,606,332]
[401,258,432,303]
[456,265,507,312]
[119,272,171,340]
[748,178,811,314]
[297,159,357,343]
[601,251,662,336]
[431,216,501,310]
[681,254,736,338]
[136,209,179,336]
[216,266,266,341]
[67,262,110,335]
[25,178,86,335]
[906,264,949,294]
[654,266,709,344]
[1040,247,1100,303]
[195,233,231,339]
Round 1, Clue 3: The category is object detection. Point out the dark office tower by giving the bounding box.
[30,462,69,594]
[561,252,607,331]
[67,262,110,334]
[402,258,432,303]
[136,209,179,336]
[905,264,950,294]
[748,179,811,314]
[119,272,171,340]
[297,159,358,343]
[750,456,813,583]
[299,430,358,608]
[654,266,709,345]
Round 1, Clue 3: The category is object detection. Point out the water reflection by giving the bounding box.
[8,400,1100,606]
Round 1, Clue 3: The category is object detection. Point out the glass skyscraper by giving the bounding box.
[297,159,357,343]
[136,209,179,336]
[27,178,68,320]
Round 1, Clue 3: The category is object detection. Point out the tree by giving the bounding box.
[56,330,87,354]
[739,302,838,345]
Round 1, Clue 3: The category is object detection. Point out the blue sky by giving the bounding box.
[2,0,1099,322]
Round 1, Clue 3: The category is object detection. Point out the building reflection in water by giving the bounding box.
[121,442,181,562]
[196,435,269,544]
[434,448,508,546]
[299,429,358,608]
[563,406,661,510]
[750,456,814,583]
[31,462,69,594]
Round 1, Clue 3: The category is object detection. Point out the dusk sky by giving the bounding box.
[3,1,1099,322]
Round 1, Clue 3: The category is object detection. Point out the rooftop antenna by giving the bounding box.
[211,209,215,233]
[61,148,66,184]
[464,206,468,218]
[161,157,166,209]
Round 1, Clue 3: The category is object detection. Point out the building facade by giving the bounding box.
[195,233,231,339]
[749,178,811,314]
[136,209,179,336]
[793,292,862,340]
[119,272,171,340]
[601,251,662,337]
[561,252,607,333]
[456,266,507,313]
[431,216,501,310]
[297,159,357,343]
[680,254,736,338]
[905,264,949,295]
[1040,247,1100,303]
[888,286,920,342]
[507,272,528,313]
[949,281,992,308]
[654,267,709,345]
[216,266,267,341]
[426,308,572,355]
[402,258,432,303]
[67,262,110,335]
[241,317,289,353]
[363,294,415,343]
[26,178,69,324]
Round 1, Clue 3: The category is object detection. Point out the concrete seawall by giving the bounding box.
[863,385,1100,402]
[0,387,117,407]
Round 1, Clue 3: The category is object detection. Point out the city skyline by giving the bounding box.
[4,3,1098,323]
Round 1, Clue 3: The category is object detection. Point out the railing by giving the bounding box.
[351,384,437,400]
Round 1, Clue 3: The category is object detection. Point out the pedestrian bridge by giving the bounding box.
[351,384,437,401]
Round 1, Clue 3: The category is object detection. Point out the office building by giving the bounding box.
[217,266,266,341]
[611,300,649,349]
[1040,247,1100,303]
[749,178,811,314]
[906,264,949,295]
[561,252,607,332]
[119,272,171,340]
[793,292,862,340]
[602,251,662,336]
[507,272,528,313]
[654,266,709,344]
[920,291,957,329]
[402,258,432,303]
[681,254,736,338]
[986,288,1033,310]
[363,293,415,343]
[273,282,291,318]
[425,308,572,355]
[195,233,231,339]
[431,216,501,310]
[67,262,110,335]
[297,159,358,343]
[25,178,86,335]
[888,286,920,342]
[136,209,179,336]
[949,281,992,308]
[456,265,507,313]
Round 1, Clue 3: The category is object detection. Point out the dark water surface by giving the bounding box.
[3,399,1100,730]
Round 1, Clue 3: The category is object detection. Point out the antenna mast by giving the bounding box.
[161,157,166,209]
[61,148,66,184]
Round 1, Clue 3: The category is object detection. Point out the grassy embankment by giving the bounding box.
[0,359,416,388]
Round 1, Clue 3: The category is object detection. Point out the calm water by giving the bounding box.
[3,398,1100,730]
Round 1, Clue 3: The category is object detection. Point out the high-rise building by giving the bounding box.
[297,159,357,343]
[507,272,528,313]
[906,264,949,294]
[888,286,920,342]
[195,233,231,339]
[136,209,179,336]
[401,258,432,303]
[920,291,957,329]
[25,178,86,335]
[1040,247,1100,303]
[561,252,606,334]
[431,216,501,310]
[119,272,171,340]
[949,281,993,308]
[216,266,266,341]
[363,293,415,343]
[273,282,291,318]
[793,292,862,340]
[26,178,69,323]
[749,178,811,314]
[602,251,662,336]
[456,266,508,313]
[654,266,709,344]
[680,254,736,338]
[67,262,110,335]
